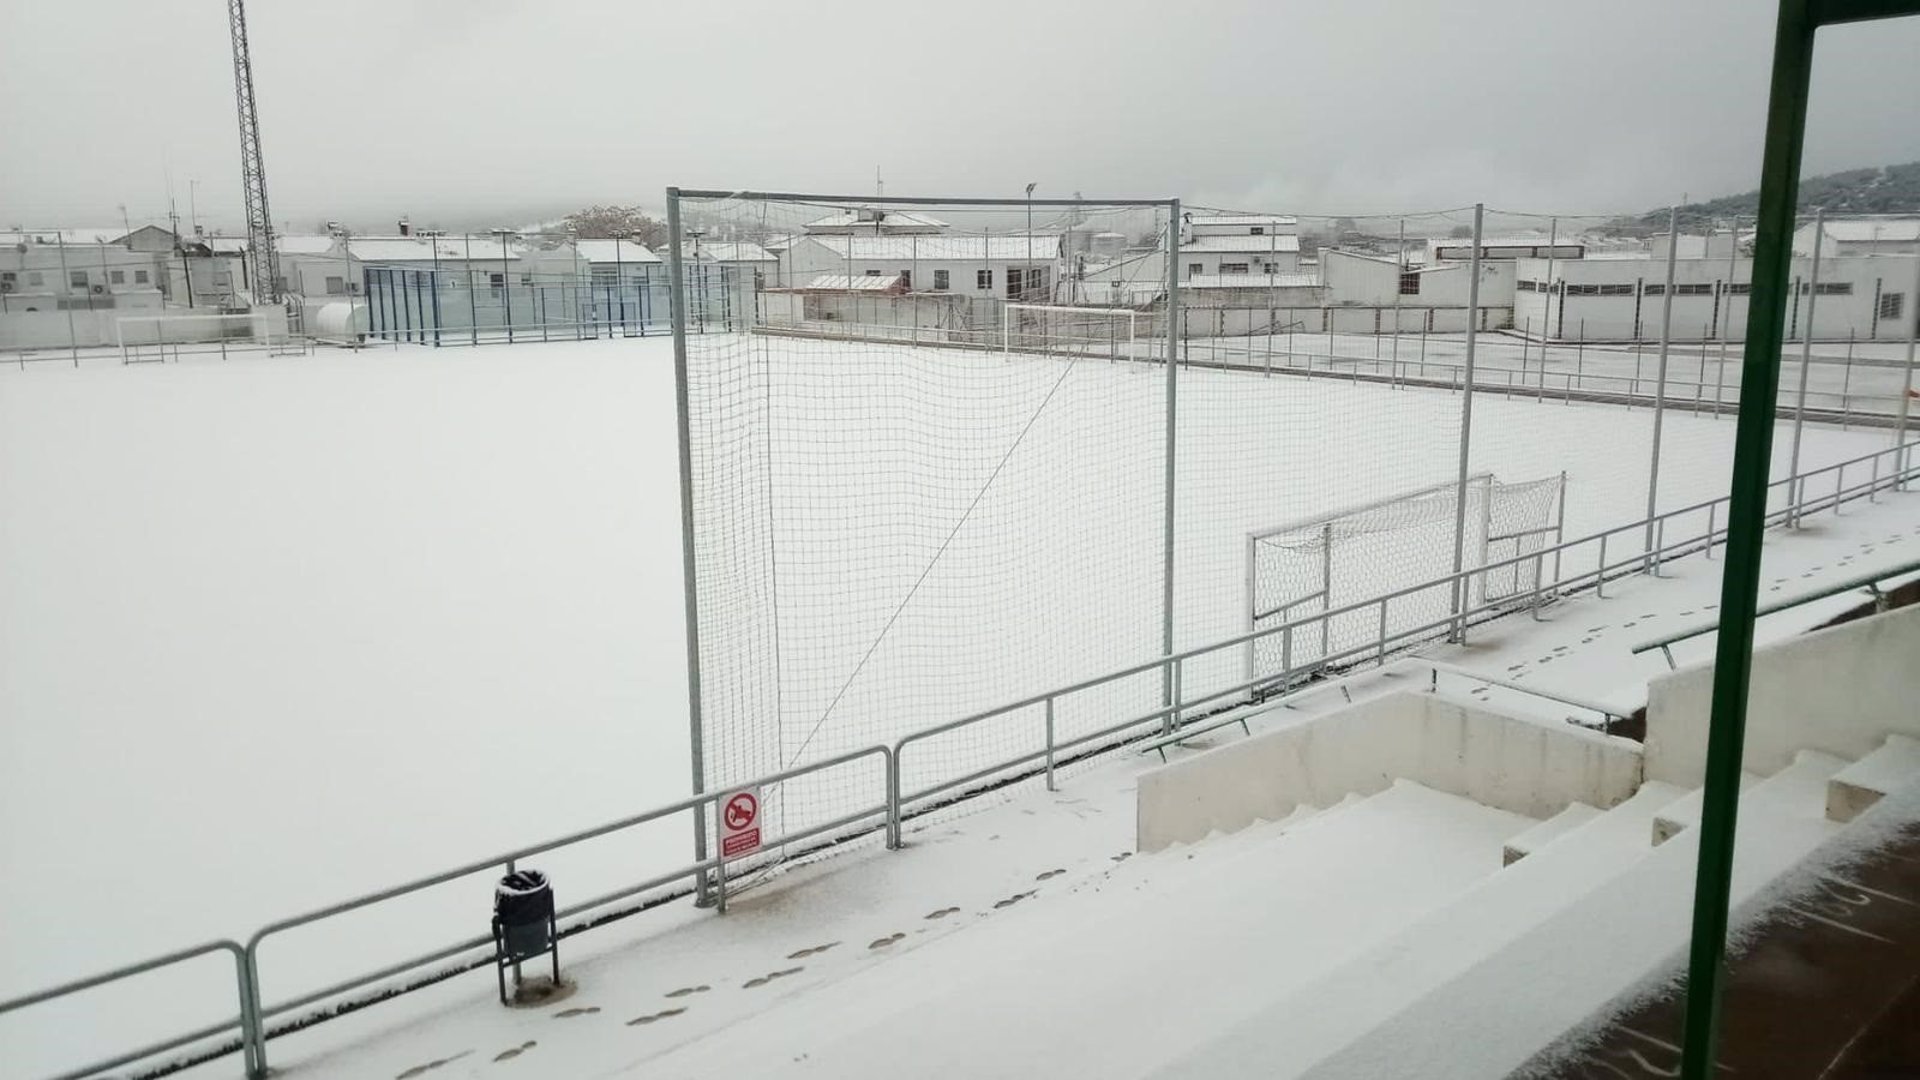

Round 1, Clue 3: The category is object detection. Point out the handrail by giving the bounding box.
[1424,659,1634,733]
[0,939,259,1080]
[1632,557,1920,667]
[10,435,1915,1080]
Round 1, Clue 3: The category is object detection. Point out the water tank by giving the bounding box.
[309,301,366,340]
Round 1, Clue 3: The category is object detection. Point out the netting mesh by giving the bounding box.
[677,194,1908,844]
[681,195,1173,841]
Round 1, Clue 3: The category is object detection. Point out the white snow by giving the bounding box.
[4,331,1918,1079]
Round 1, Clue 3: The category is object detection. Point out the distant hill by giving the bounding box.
[1614,161,1920,233]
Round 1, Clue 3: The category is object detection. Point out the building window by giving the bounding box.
[1880,292,1905,321]
[1516,280,1537,292]
[1598,284,1635,297]
[1566,284,1600,296]
[1727,282,1751,295]
[1674,283,1712,296]
[1643,284,1665,297]
[976,268,992,290]
[1250,226,1265,236]
[489,272,504,296]
[900,270,911,289]
[1398,272,1421,296]
[1188,263,1203,277]
[933,269,950,291]
[1220,262,1249,274]
[1007,267,1024,298]
[864,269,882,276]
[69,270,87,288]
[1814,282,1852,296]
[325,276,346,296]
[110,269,126,284]
[134,269,149,284]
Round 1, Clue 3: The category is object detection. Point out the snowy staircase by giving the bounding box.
[1148,747,1901,1080]
[1828,733,1920,823]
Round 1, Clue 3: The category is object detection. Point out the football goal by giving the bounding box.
[115,311,295,364]
[1002,303,1140,360]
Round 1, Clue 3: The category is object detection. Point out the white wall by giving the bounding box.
[1514,253,1918,342]
[1136,689,1642,851]
[1644,602,1920,787]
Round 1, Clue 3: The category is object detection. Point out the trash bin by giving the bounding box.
[492,869,558,1003]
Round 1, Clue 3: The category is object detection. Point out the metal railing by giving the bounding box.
[1632,556,1920,668]
[7,438,1915,1080]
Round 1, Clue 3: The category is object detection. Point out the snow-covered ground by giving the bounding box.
[0,333,1910,1078]
[151,484,1920,1080]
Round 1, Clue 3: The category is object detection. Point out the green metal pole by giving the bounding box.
[1678,1,1814,1075]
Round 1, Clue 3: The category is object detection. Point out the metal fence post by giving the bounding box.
[1896,248,1920,489]
[1644,207,1679,570]
[1786,207,1824,526]
[665,189,713,906]
[1448,203,1485,642]
[1044,697,1056,791]
[1163,200,1181,711]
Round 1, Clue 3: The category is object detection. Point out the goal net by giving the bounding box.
[1244,472,1566,688]
[115,311,294,363]
[676,192,1177,850]
[1002,303,1139,361]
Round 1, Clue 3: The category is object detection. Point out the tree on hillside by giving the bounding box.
[563,205,668,247]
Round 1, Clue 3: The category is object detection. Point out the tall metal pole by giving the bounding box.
[1161,200,1182,720]
[1718,215,1741,416]
[226,0,280,307]
[1644,207,1680,568]
[1448,204,1484,642]
[56,235,79,363]
[1679,1,1816,1072]
[1540,217,1558,347]
[665,189,712,907]
[1897,250,1920,487]
[464,233,478,346]
[1787,207,1824,522]
[1390,218,1405,369]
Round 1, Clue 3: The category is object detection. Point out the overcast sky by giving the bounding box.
[4,0,1918,233]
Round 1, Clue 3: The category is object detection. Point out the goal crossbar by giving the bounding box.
[1001,303,1139,356]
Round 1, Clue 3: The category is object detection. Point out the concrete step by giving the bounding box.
[1652,771,1760,845]
[1145,780,1687,1080]
[1503,802,1602,865]
[1829,733,1920,823]
[1151,754,1846,1080]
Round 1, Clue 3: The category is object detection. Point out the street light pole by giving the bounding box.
[1025,182,1037,301]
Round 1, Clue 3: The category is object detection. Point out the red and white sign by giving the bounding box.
[720,787,762,859]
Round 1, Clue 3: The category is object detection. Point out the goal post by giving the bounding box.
[1241,471,1569,690]
[1001,303,1139,360]
[114,311,293,363]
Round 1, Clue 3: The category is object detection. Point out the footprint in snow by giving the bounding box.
[554,1006,599,1019]
[868,933,906,950]
[397,1051,473,1078]
[786,942,839,959]
[1110,852,1132,862]
[1035,869,1066,881]
[993,891,1037,910]
[627,1007,687,1026]
[664,985,710,998]
[924,906,962,920]
[492,1041,537,1063]
[742,966,805,989]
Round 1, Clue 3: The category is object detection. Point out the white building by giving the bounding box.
[1793,217,1920,257]
[1177,214,1301,277]
[800,208,949,236]
[1428,235,1586,263]
[1512,253,1919,342]
[783,234,1064,301]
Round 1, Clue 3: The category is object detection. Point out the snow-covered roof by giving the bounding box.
[348,237,522,263]
[696,241,775,263]
[1180,235,1302,254]
[1185,272,1321,289]
[573,239,660,264]
[1430,235,1583,255]
[1188,214,1300,227]
[797,272,905,291]
[280,235,338,256]
[803,208,950,234]
[805,235,1062,261]
[1815,219,1920,243]
[1,228,134,246]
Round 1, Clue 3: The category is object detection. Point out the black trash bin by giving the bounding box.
[492,869,558,1003]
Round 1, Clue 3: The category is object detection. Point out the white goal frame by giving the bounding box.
[1001,302,1138,358]
[115,312,292,364]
